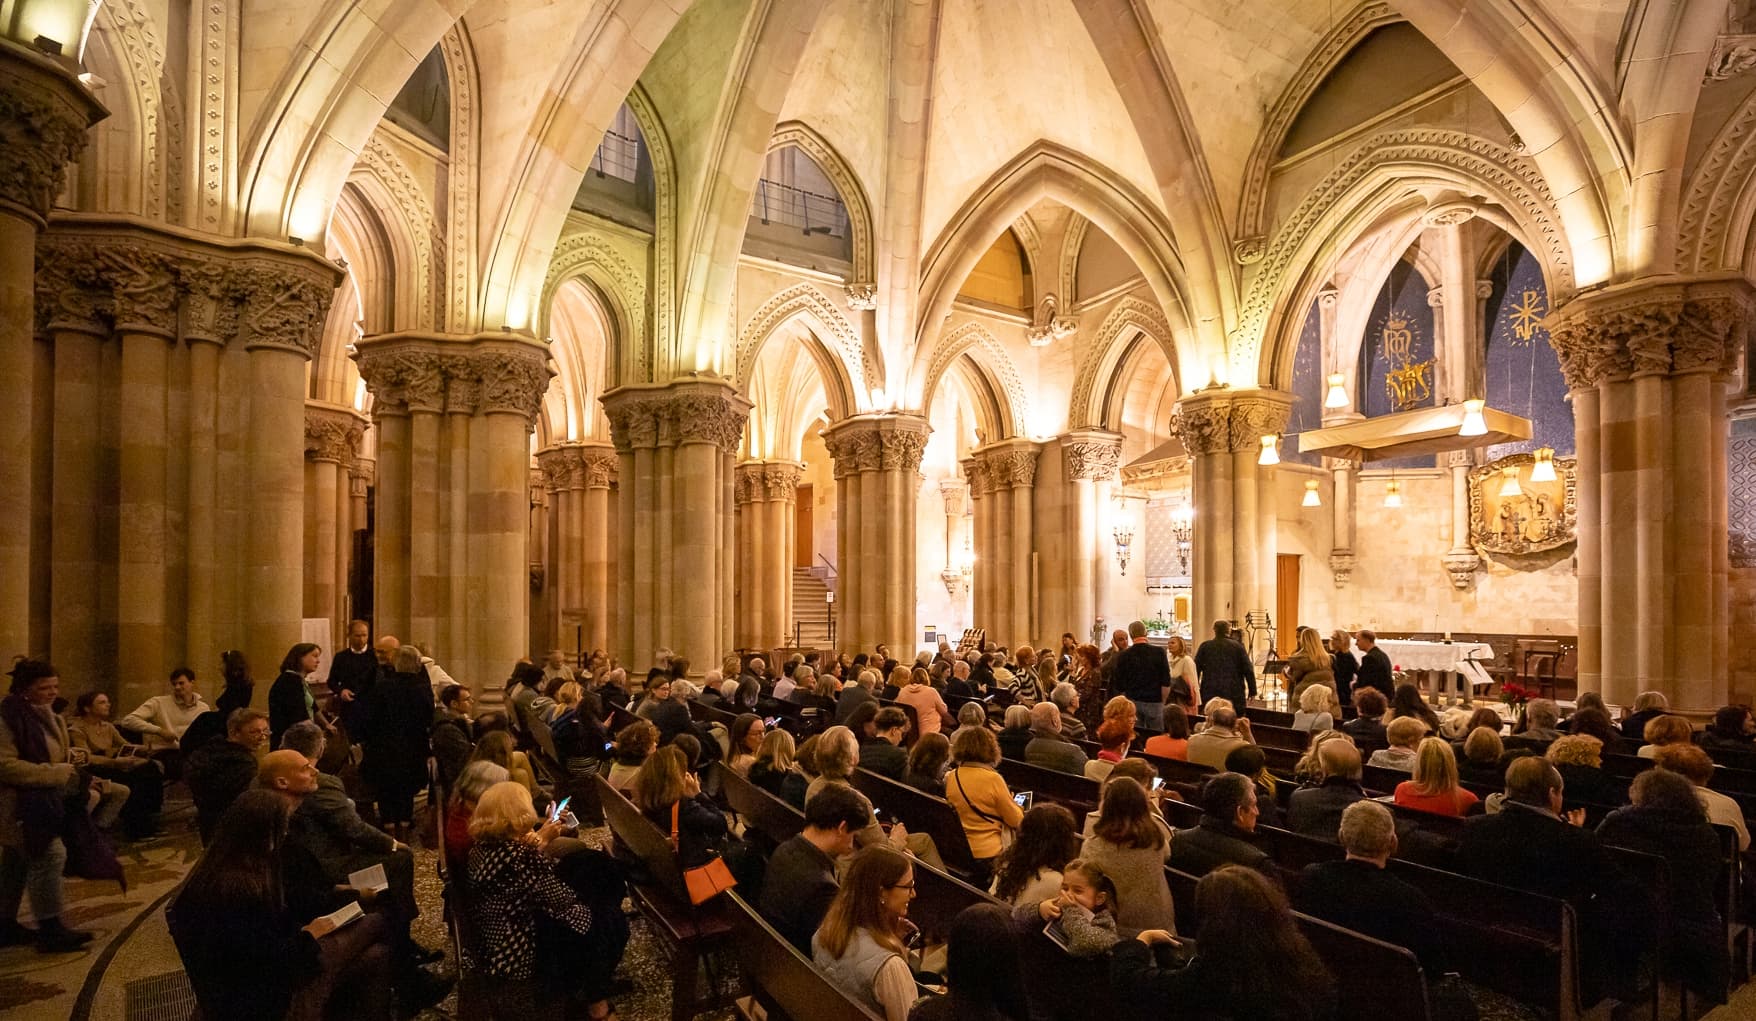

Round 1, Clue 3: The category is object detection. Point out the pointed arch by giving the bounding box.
[1071,295,1178,430]
[919,320,1028,440]
[438,23,481,331]
[769,120,875,287]
[84,0,180,218]
[350,136,441,331]
[734,283,867,421]
[541,231,644,390]
[912,142,1198,401]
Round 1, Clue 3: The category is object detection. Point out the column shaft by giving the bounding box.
[184,342,220,668]
[49,328,103,685]
[584,482,611,655]
[374,411,412,637]
[1573,389,1601,695]
[245,347,308,682]
[471,411,529,692]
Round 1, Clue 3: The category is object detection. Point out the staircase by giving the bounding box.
[791,567,834,647]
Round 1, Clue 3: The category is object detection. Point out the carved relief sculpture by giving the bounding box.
[1467,452,1579,559]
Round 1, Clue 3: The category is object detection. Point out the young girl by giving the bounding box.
[1020,858,1122,957]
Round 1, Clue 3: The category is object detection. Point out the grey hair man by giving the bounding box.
[1024,702,1088,775]
[1296,801,1449,974]
[1049,681,1085,740]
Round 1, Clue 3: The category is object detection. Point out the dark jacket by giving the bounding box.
[1285,778,1367,842]
[327,646,378,731]
[1330,652,1357,705]
[1110,937,1336,1021]
[1457,802,1622,909]
[1354,647,1394,699]
[758,834,838,953]
[859,738,908,780]
[289,772,397,882]
[267,670,314,749]
[1596,804,1727,997]
[185,738,260,843]
[647,698,699,749]
[1024,729,1089,775]
[834,685,878,725]
[1339,714,1386,744]
[360,670,435,798]
[1194,636,1256,706]
[1297,858,1447,974]
[1167,817,1270,876]
[166,868,324,1020]
[430,710,475,792]
[1619,707,1668,741]
[998,726,1033,762]
[642,793,729,869]
[1113,641,1172,705]
[1553,762,1626,808]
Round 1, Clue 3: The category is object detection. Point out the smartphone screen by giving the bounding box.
[1013,791,1034,811]
[765,716,780,727]
[548,796,571,822]
[1151,777,1164,792]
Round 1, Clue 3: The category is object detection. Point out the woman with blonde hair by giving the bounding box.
[812,846,919,1021]
[544,681,581,724]
[1638,715,1695,760]
[746,727,808,806]
[1546,734,1623,806]
[1286,627,1334,701]
[1392,737,1479,817]
[1165,635,1200,710]
[1293,684,1338,733]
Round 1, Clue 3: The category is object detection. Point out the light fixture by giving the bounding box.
[1529,447,1557,483]
[1498,467,1523,498]
[1258,434,1280,466]
[1302,479,1321,507]
[1171,503,1194,576]
[1383,479,1402,508]
[1323,373,1348,409]
[1459,398,1487,437]
[287,235,306,248]
[1113,523,1134,576]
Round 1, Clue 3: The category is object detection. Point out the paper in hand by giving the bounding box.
[347,863,389,893]
[320,901,364,932]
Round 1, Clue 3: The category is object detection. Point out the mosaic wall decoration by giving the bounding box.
[1358,260,1436,469]
[1282,298,1324,467]
[1733,417,1756,568]
[1144,498,1192,585]
[1483,243,1573,461]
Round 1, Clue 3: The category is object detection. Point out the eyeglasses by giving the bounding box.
[885,881,916,891]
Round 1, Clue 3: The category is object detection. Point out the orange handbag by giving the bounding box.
[672,802,737,905]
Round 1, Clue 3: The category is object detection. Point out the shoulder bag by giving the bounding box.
[672,801,737,905]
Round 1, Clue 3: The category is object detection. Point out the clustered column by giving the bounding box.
[1059,432,1122,644]
[355,334,553,697]
[535,442,618,658]
[1547,278,1748,711]
[303,403,367,648]
[961,439,1041,647]
[733,461,802,651]
[824,416,931,654]
[604,382,749,674]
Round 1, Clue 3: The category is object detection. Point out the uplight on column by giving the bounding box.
[1383,479,1402,508]
[1459,398,1487,437]
[1258,434,1280,466]
[1302,479,1321,507]
[1323,373,1348,409]
[1529,447,1557,482]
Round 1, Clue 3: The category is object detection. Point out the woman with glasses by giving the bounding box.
[813,845,920,1021]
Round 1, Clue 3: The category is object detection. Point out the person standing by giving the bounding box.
[1112,621,1171,732]
[327,619,377,736]
[269,644,323,749]
[1353,630,1394,701]
[362,646,437,840]
[1194,620,1256,709]
[0,660,96,952]
[1098,629,1129,686]
[1328,630,1358,706]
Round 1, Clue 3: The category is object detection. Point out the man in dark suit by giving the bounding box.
[1298,801,1447,975]
[1193,619,1255,708]
[1167,773,1271,876]
[1353,630,1394,700]
[1285,739,1368,841]
[327,619,378,735]
[1112,620,1172,731]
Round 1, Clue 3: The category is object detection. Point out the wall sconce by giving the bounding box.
[1323,373,1348,409]
[1302,479,1321,507]
[1529,447,1557,482]
[1113,523,1134,576]
[1258,434,1280,466]
[1383,479,1402,508]
[1459,398,1487,437]
[1171,504,1193,577]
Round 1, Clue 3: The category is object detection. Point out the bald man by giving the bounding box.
[259,749,319,804]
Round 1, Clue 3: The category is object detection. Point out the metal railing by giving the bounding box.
[750,179,849,237]
[589,129,643,183]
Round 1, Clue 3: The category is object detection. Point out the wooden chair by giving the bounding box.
[1517,639,1562,699]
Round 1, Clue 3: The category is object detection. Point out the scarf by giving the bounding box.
[1,695,67,856]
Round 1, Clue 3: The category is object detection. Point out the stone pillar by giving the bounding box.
[1172,392,1235,631]
[347,459,372,623]
[304,403,365,648]
[1226,392,1292,625]
[967,440,1041,647]
[356,334,552,694]
[0,46,104,660]
[42,276,108,688]
[604,382,749,674]
[824,416,931,653]
[1327,457,1357,588]
[1061,433,1122,644]
[1441,450,1480,589]
[1547,277,1750,711]
[962,457,991,639]
[579,443,617,654]
[734,461,802,651]
[535,447,575,654]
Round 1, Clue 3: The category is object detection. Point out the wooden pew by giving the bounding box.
[995,757,1101,823]
[719,762,806,846]
[723,891,883,1021]
[849,767,981,878]
[593,774,738,1021]
[877,698,922,747]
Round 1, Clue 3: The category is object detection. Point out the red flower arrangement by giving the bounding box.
[1501,682,1533,708]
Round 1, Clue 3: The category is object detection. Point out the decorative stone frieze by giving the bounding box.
[1227,394,1294,453]
[602,382,753,455]
[0,52,105,222]
[354,333,554,427]
[822,416,932,478]
[304,403,366,463]
[961,456,990,498]
[1062,432,1123,483]
[975,441,1041,489]
[734,461,803,504]
[1168,394,1232,456]
[1545,277,1754,390]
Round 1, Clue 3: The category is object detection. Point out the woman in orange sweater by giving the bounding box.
[944,726,1023,887]
[1393,737,1480,817]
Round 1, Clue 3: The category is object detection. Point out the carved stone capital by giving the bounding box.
[1329,551,1356,588]
[762,462,802,500]
[977,440,1042,489]
[0,52,105,223]
[1707,35,1756,82]
[356,349,445,415]
[1169,393,1233,457]
[961,457,990,498]
[304,403,366,463]
[602,381,751,455]
[34,236,110,334]
[844,282,878,311]
[348,459,375,498]
[581,445,619,489]
[101,244,182,335]
[536,448,571,493]
[1546,277,1754,388]
[823,415,932,478]
[355,333,553,425]
[1227,391,1295,453]
[939,479,967,517]
[1441,549,1480,590]
[1061,431,1123,482]
[734,461,803,503]
[235,257,338,357]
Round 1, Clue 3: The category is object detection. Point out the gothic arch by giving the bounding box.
[540,231,644,388]
[83,0,181,219]
[350,136,442,331]
[1071,295,1178,430]
[919,320,1028,440]
[624,84,678,368]
[912,142,1199,400]
[1061,216,1090,306]
[439,24,481,331]
[734,283,868,421]
[1677,87,1756,273]
[769,120,875,288]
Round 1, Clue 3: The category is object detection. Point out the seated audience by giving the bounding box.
[1113,865,1336,1021]
[444,761,510,867]
[1292,684,1337,733]
[988,803,1081,908]
[1079,778,1176,932]
[1141,704,1191,761]
[859,708,911,780]
[1292,728,1354,785]
[1185,705,1249,770]
[834,670,879,726]
[1637,714,1694,760]
[1047,683,1086,742]
[1700,705,1755,755]
[430,684,476,793]
[997,704,1033,761]
[1168,772,1271,876]
[1084,716,1133,782]
[1545,734,1624,807]
[167,790,395,1021]
[1596,768,1730,1001]
[1286,738,1367,841]
[1563,706,1621,750]
[907,903,1029,1021]
[813,845,919,1021]
[471,731,537,796]
[1366,716,1426,771]
[1508,698,1563,747]
[725,713,764,777]
[1339,688,1388,742]
[945,726,1023,885]
[1024,703,1088,775]
[1619,690,1670,740]
[1393,737,1479,817]
[119,667,211,751]
[1297,801,1447,975]
[759,783,867,953]
[605,720,658,792]
[896,669,953,737]
[67,690,163,839]
[1224,745,1282,827]
[747,728,810,808]
[1388,683,1442,735]
[1456,725,1524,787]
[949,702,987,747]
[1653,744,1751,851]
[902,732,950,795]
[185,708,271,843]
[463,782,616,1019]
[632,746,726,868]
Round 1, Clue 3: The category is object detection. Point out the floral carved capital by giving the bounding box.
[0,58,104,221]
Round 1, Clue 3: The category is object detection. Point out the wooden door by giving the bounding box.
[1276,554,1300,658]
[795,485,813,568]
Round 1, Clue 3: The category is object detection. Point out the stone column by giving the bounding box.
[580,444,617,655]
[473,358,547,701]
[734,461,802,651]
[824,416,931,653]
[1326,457,1357,588]
[604,382,749,674]
[304,403,364,648]
[971,440,1042,646]
[961,457,991,638]
[1172,392,1235,631]
[734,463,767,650]
[1062,432,1123,644]
[180,268,233,670]
[1547,277,1751,711]
[1441,450,1480,589]
[535,447,574,653]
[0,46,103,660]
[1228,392,1292,626]
[347,459,372,623]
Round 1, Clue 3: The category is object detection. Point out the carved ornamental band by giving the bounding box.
[734,462,803,504]
[1545,278,1754,390]
[602,384,753,455]
[823,417,931,479]
[1062,436,1122,482]
[356,339,553,425]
